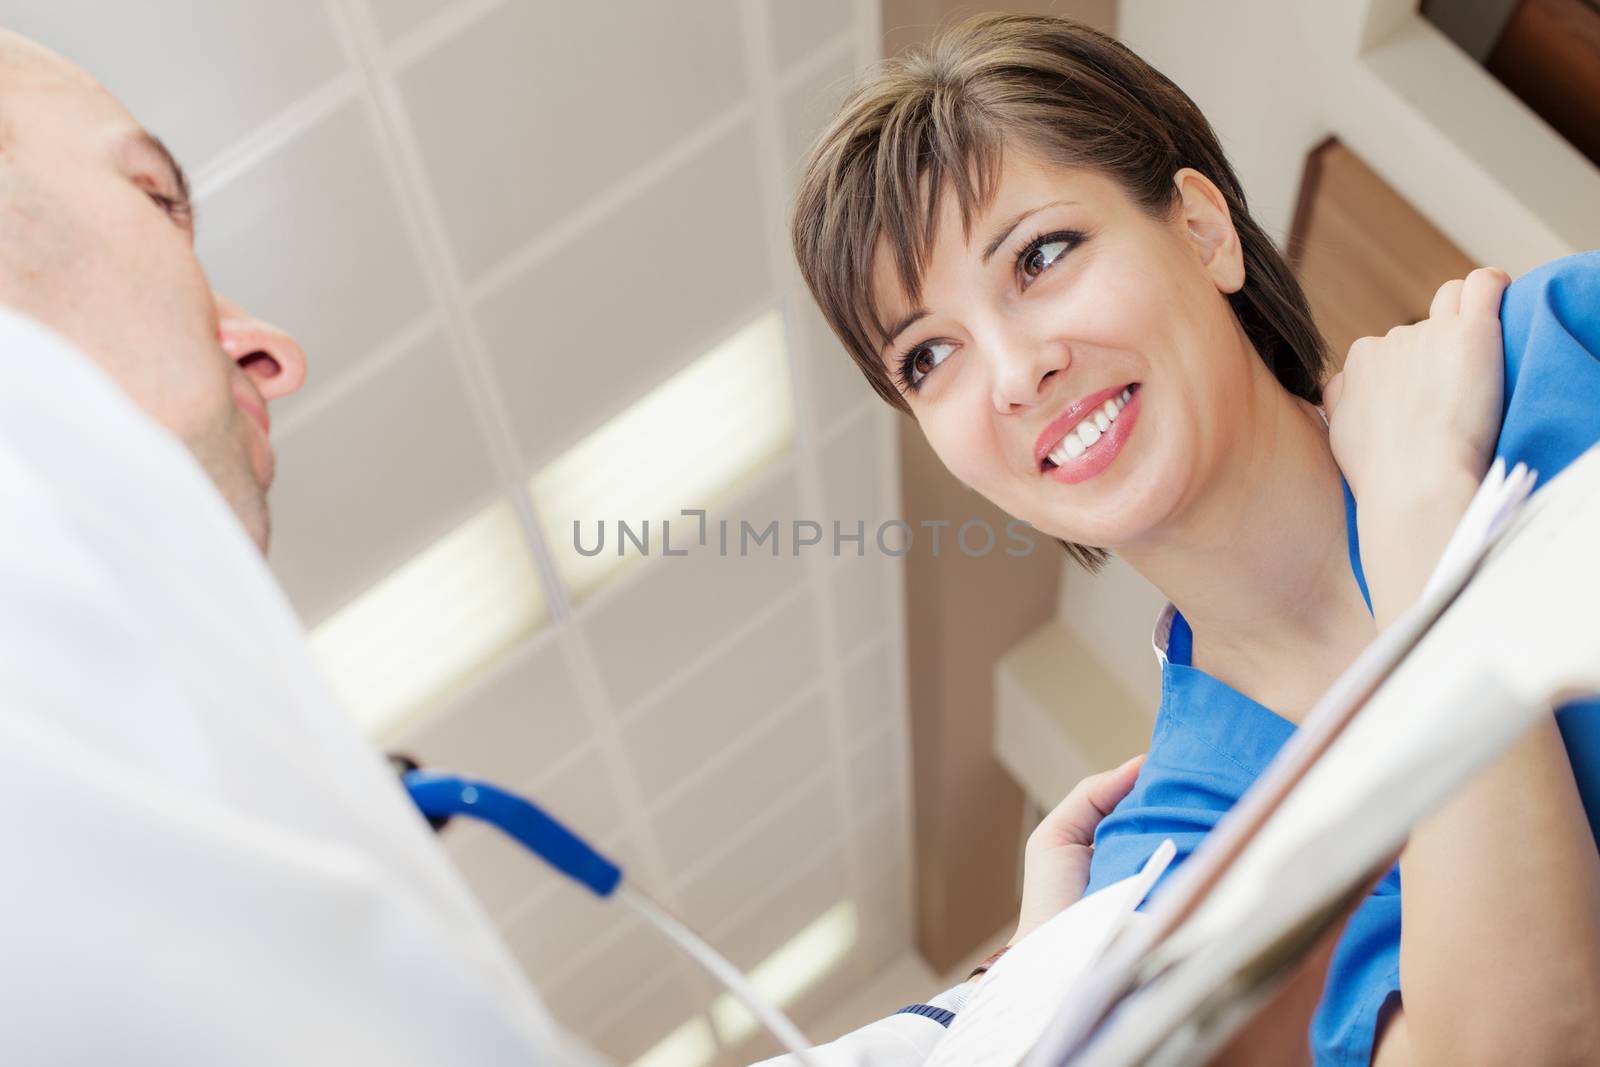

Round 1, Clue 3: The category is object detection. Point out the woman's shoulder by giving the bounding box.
[1497,250,1600,482]
[1502,250,1600,346]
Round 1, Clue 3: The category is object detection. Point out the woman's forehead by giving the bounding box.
[867,160,1127,338]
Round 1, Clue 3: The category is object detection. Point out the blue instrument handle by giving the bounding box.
[402,769,622,898]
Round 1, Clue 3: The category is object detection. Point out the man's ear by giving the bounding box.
[1173,167,1245,295]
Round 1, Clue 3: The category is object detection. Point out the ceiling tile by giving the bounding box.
[527,745,629,847]
[370,0,456,43]
[839,644,899,741]
[534,914,681,1038]
[847,725,909,823]
[853,856,915,966]
[475,126,773,467]
[791,291,872,433]
[829,554,893,653]
[391,633,592,787]
[856,795,912,886]
[266,329,501,621]
[673,771,844,934]
[705,844,851,969]
[7,1,345,170]
[440,819,560,922]
[649,695,832,877]
[503,851,636,983]
[197,103,435,420]
[711,880,861,1057]
[529,310,795,604]
[620,592,823,801]
[584,966,716,1067]
[779,50,857,183]
[396,0,748,280]
[443,755,631,925]
[820,408,888,548]
[768,0,854,74]
[578,472,809,711]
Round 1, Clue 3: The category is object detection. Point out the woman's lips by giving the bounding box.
[1040,383,1141,486]
[1034,383,1134,466]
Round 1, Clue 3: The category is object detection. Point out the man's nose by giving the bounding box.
[989,332,1069,414]
[215,294,308,403]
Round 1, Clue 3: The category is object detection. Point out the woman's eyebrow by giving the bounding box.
[980,199,1075,263]
[880,309,929,355]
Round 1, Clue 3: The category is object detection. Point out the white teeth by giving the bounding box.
[1044,387,1136,467]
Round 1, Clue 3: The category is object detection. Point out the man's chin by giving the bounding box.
[195,428,274,555]
[193,441,273,555]
[244,502,272,556]
[220,479,272,555]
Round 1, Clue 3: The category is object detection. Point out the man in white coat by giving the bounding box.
[0,28,603,1065]
[0,27,1143,1066]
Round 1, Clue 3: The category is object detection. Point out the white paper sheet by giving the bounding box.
[925,841,1176,1067]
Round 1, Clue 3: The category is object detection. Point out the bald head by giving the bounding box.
[0,27,307,553]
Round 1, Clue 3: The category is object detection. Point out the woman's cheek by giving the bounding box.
[923,413,1008,501]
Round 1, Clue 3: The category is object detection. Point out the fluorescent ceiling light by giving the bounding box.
[309,502,548,739]
[709,899,859,1046]
[629,1016,717,1067]
[530,309,795,601]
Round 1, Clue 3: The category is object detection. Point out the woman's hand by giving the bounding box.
[1011,754,1144,946]
[1321,268,1510,510]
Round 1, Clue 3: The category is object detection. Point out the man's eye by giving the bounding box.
[903,341,956,389]
[144,188,193,226]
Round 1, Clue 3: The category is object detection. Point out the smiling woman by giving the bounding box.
[791,11,1600,1067]
[792,13,1326,572]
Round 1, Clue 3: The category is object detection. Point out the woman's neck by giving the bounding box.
[1120,373,1376,712]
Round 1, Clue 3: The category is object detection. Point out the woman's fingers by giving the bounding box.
[1086,752,1145,811]
[1322,371,1345,418]
[1428,269,1511,322]
[1033,753,1145,850]
[1013,755,1147,943]
[1430,277,1465,319]
[1459,267,1512,321]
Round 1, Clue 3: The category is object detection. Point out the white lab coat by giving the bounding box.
[0,307,953,1067]
[0,308,599,1065]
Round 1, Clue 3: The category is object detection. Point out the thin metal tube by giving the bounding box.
[616,884,821,1066]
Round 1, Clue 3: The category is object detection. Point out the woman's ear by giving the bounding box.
[1173,167,1245,295]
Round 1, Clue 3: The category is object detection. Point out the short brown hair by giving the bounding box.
[792,13,1328,570]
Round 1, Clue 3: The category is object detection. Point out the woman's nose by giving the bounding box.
[990,336,1069,414]
[214,293,309,403]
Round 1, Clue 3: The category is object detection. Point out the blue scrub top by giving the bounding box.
[1083,250,1600,1067]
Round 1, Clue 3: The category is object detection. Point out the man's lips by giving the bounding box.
[1034,382,1138,467]
[235,393,270,437]
[232,389,276,489]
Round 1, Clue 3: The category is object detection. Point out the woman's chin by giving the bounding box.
[1025,460,1185,551]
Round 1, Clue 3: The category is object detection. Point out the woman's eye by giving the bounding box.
[905,341,956,388]
[1021,237,1073,282]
